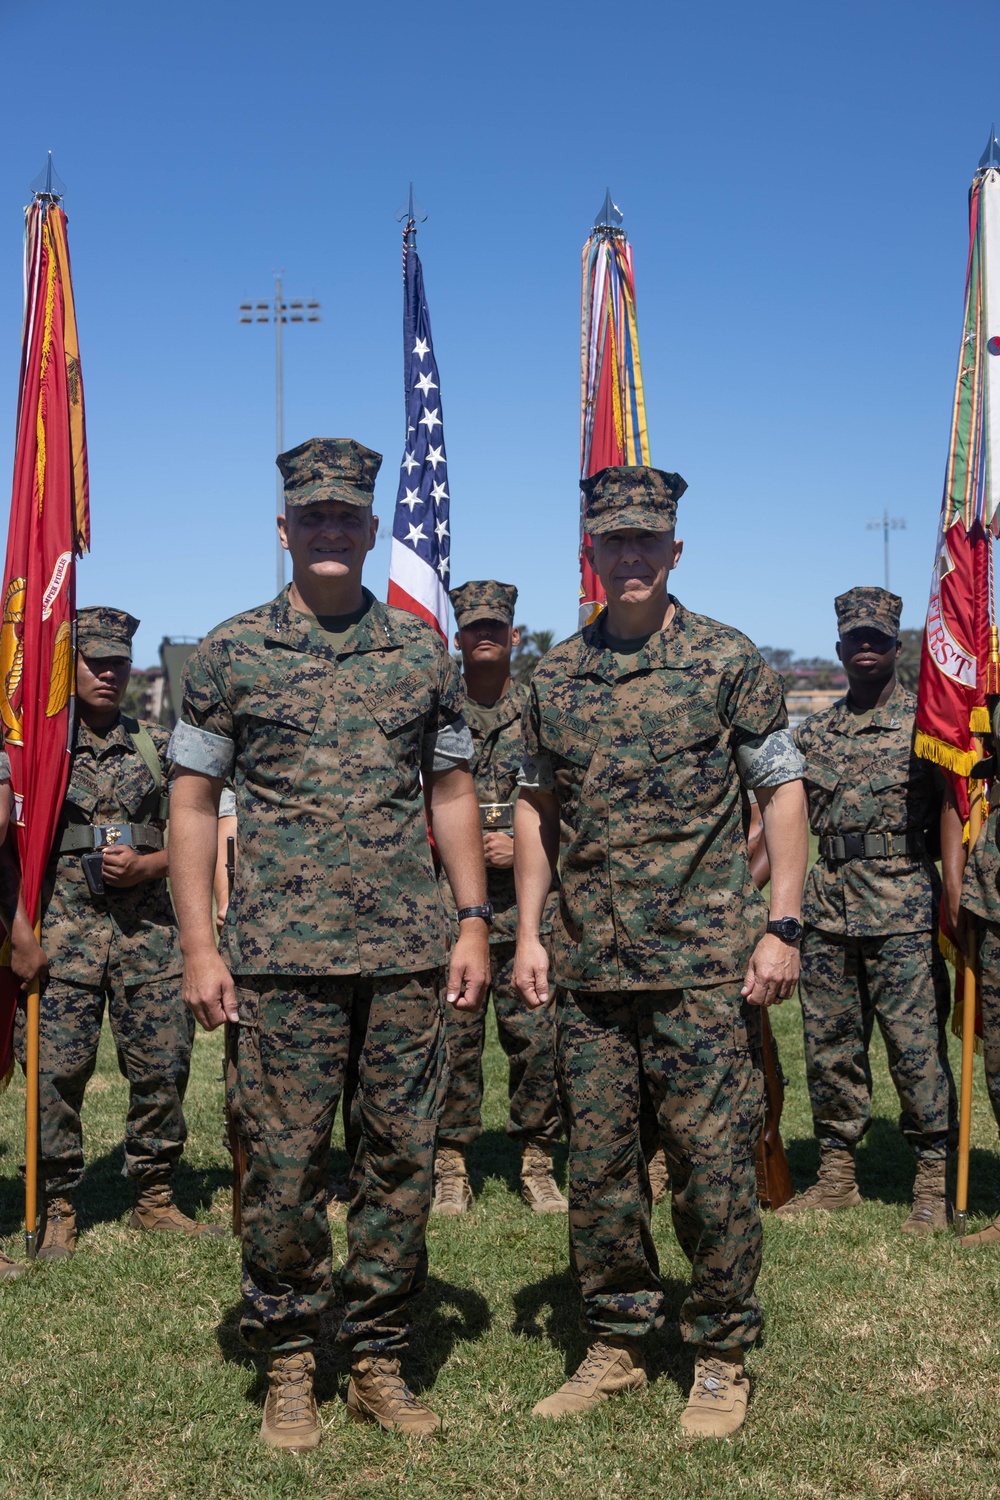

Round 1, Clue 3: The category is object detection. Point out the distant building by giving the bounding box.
[785,687,845,729]
[126,638,201,728]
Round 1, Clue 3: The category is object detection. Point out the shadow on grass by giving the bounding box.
[0,1141,231,1234]
[216,1273,491,1409]
[467,1128,569,1198]
[511,1265,690,1392]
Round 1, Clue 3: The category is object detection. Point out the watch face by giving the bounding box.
[778,918,802,940]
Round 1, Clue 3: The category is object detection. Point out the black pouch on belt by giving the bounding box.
[81,850,106,898]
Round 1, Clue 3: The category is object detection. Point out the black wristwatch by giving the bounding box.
[457,903,495,927]
[767,917,803,943]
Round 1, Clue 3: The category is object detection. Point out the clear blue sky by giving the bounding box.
[0,0,997,668]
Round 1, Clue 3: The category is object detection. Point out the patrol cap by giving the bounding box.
[450,580,518,628]
[77,606,140,661]
[835,586,902,639]
[583,465,688,535]
[276,437,382,510]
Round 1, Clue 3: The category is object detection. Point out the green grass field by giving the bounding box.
[1,993,999,1500]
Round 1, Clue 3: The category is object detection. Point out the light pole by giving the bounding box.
[866,507,907,590]
[240,277,321,593]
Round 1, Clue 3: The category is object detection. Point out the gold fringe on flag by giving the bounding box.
[913,730,979,779]
[971,705,992,734]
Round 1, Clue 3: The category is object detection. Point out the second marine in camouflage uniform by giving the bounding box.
[778,587,956,1233]
[12,606,223,1260]
[513,465,808,1439]
[168,437,490,1451]
[432,579,566,1216]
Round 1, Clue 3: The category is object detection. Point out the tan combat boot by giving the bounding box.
[961,1211,1000,1248]
[130,1183,226,1237]
[532,1339,647,1420]
[520,1142,569,1213]
[260,1350,322,1451]
[38,1195,77,1260]
[775,1148,862,1220]
[0,1252,26,1280]
[347,1357,442,1435]
[680,1347,750,1439]
[646,1147,669,1206]
[901,1156,949,1235]
[432,1146,473,1216]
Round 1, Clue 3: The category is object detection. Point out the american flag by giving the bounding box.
[386,234,450,638]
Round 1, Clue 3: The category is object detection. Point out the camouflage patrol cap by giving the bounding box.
[276,437,382,509]
[835,586,903,638]
[449,580,518,628]
[583,465,688,535]
[77,606,140,661]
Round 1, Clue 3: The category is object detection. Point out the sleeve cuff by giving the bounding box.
[422,718,474,773]
[218,786,237,818]
[167,719,235,779]
[517,752,555,792]
[737,728,805,790]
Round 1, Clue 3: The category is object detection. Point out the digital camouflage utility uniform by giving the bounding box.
[522,468,803,1355]
[794,592,955,1167]
[960,699,1000,1142]
[170,441,471,1359]
[14,628,190,1196]
[438,658,561,1153]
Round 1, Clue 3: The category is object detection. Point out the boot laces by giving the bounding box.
[364,1361,423,1412]
[271,1356,314,1425]
[567,1343,621,1389]
[693,1357,736,1403]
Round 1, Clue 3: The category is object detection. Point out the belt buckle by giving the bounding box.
[480,803,513,831]
[95,824,128,848]
[885,831,894,856]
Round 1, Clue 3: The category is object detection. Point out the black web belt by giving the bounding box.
[59,823,163,853]
[821,829,926,863]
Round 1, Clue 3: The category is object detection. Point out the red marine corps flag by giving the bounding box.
[0,157,90,1253]
[916,130,1000,1233]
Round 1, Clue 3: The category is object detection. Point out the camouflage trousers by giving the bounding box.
[13,974,193,1194]
[798,928,956,1160]
[439,939,562,1149]
[235,970,445,1356]
[557,982,765,1352]
[974,919,1000,1136]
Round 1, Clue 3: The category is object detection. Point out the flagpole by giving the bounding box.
[24,915,40,1259]
[955,771,985,1235]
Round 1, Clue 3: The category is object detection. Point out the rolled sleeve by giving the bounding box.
[517,752,554,792]
[422,716,473,773]
[168,719,234,779]
[736,728,805,790]
[218,785,237,818]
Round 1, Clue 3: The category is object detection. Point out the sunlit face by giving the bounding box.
[453,618,520,669]
[586,528,683,607]
[76,653,130,714]
[277,500,378,583]
[836,627,900,684]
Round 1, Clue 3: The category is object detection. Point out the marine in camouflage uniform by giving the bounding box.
[513,465,808,1439]
[11,607,223,1261]
[955,700,1000,1247]
[168,437,489,1451]
[0,736,28,1280]
[777,588,956,1234]
[432,579,566,1216]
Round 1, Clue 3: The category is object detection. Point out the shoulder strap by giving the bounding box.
[120,715,167,820]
